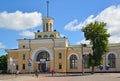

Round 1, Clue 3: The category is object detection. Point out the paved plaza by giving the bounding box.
[0,73,120,81]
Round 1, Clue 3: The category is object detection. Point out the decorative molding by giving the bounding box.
[31,47,53,61]
[6,49,30,52]
[106,51,118,58]
[18,39,68,44]
[67,53,79,60]
[54,47,66,50]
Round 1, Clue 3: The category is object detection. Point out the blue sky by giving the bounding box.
[0,0,120,55]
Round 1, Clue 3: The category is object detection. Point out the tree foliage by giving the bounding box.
[0,55,7,70]
[82,21,110,73]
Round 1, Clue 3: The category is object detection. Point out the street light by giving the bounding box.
[81,44,87,75]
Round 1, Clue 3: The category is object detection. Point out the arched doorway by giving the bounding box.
[70,55,78,69]
[31,47,53,73]
[83,54,89,68]
[108,53,116,68]
[36,51,50,72]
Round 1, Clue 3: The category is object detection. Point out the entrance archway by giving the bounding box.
[31,47,53,72]
[31,47,53,61]
[37,51,50,72]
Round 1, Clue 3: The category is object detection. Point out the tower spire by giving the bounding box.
[46,0,49,17]
[42,0,54,32]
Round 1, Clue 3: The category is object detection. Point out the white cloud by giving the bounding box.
[0,11,42,30]
[108,36,120,44]
[64,15,96,31]
[76,39,90,45]
[64,5,120,43]
[96,5,120,35]
[96,5,120,43]
[64,19,81,31]
[0,42,5,48]
[19,30,34,37]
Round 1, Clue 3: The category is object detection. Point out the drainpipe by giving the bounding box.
[28,39,31,73]
[66,47,69,73]
[51,38,55,71]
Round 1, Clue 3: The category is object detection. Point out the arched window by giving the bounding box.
[46,23,49,31]
[44,35,48,38]
[50,34,54,38]
[22,54,25,60]
[36,51,50,61]
[70,55,77,69]
[83,54,89,68]
[38,35,42,38]
[108,53,116,68]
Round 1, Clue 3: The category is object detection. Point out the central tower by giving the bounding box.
[42,17,54,32]
[35,0,60,39]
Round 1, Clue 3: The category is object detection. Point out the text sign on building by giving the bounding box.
[40,59,46,63]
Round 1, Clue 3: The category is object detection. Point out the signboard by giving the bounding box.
[28,58,32,62]
[28,62,32,67]
[40,59,46,62]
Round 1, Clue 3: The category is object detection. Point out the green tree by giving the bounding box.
[82,21,110,74]
[0,55,7,70]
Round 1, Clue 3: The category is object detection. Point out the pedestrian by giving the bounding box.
[8,69,10,74]
[16,70,19,75]
[15,70,19,77]
[35,70,38,78]
[51,70,54,77]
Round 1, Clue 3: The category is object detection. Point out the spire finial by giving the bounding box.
[46,0,49,17]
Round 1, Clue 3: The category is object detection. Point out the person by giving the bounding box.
[8,69,10,74]
[16,70,19,75]
[15,70,20,77]
[35,70,38,78]
[51,70,54,77]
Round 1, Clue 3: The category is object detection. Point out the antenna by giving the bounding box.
[46,0,49,17]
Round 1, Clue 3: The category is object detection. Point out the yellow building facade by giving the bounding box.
[7,13,120,73]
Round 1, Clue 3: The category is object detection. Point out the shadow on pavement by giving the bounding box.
[46,73,92,77]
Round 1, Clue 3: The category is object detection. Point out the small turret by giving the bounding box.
[42,17,54,32]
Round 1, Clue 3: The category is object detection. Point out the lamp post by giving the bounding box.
[81,44,87,75]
